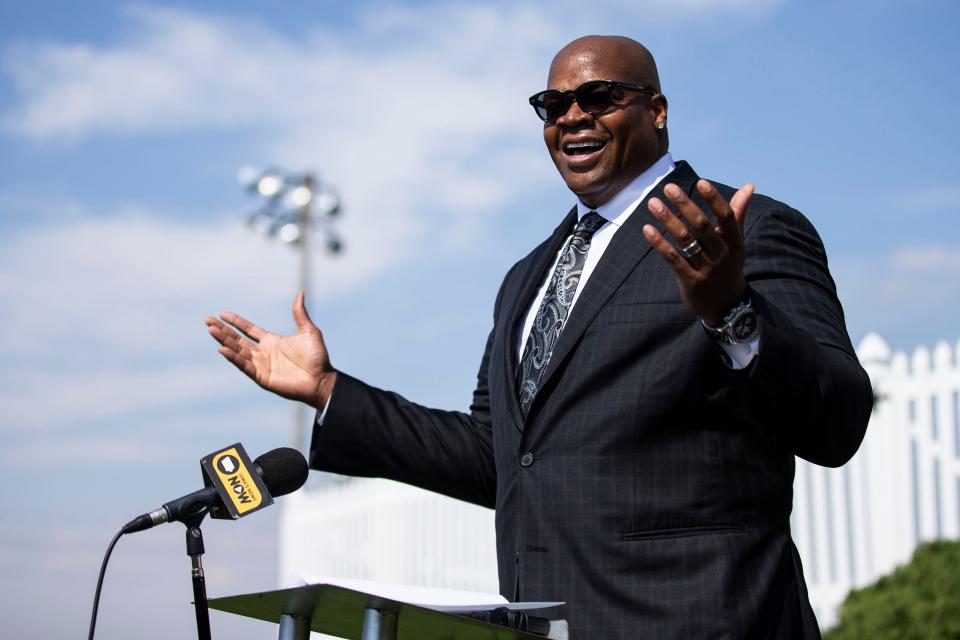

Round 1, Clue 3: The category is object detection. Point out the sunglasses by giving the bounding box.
[528,80,656,123]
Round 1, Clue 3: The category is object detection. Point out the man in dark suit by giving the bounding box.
[207,35,872,638]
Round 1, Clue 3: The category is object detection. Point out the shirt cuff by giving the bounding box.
[717,337,761,370]
[315,389,334,427]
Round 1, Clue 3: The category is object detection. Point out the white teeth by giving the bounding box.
[564,140,604,152]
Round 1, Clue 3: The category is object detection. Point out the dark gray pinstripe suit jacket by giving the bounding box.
[311,161,873,639]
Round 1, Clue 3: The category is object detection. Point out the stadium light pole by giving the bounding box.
[239,167,343,451]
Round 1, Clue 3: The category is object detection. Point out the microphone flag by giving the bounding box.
[201,443,274,520]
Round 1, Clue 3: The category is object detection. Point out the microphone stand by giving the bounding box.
[184,512,212,640]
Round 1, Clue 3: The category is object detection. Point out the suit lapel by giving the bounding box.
[502,206,578,432]
[527,161,700,421]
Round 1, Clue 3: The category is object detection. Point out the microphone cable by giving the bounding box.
[87,528,125,640]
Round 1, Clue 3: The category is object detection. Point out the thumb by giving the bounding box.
[730,183,755,228]
[291,291,317,333]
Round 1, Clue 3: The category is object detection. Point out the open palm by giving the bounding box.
[206,292,337,408]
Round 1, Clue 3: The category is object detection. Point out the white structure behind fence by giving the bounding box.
[279,478,499,593]
[280,333,960,629]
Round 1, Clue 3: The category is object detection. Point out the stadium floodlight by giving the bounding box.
[238,166,343,252]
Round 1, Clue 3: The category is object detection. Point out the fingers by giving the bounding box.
[729,183,755,228]
[206,317,254,355]
[206,316,260,379]
[693,179,737,245]
[218,311,266,343]
[291,291,317,334]
[651,181,753,261]
[656,183,723,257]
[697,180,753,238]
[647,196,705,259]
[641,223,697,279]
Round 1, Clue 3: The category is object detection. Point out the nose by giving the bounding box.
[554,96,593,127]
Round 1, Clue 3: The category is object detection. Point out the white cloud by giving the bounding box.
[1,7,296,139]
[0,3,568,301]
[0,207,413,359]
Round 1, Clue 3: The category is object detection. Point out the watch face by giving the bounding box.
[731,310,759,342]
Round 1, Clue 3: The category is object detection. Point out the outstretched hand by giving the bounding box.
[206,292,337,409]
[642,179,755,326]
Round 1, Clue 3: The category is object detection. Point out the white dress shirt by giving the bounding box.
[516,152,759,370]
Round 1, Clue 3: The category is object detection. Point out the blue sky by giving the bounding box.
[1,1,958,637]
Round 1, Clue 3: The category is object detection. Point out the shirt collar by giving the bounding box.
[575,152,675,227]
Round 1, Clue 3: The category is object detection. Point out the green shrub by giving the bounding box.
[824,540,960,640]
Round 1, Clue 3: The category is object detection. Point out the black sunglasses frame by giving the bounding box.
[528,80,656,123]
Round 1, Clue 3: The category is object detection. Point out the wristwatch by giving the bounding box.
[702,298,761,345]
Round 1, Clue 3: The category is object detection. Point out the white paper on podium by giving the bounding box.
[298,575,562,612]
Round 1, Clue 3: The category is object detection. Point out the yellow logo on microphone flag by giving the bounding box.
[211,447,262,514]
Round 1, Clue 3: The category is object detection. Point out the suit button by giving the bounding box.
[520,452,534,467]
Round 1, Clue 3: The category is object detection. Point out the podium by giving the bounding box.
[208,583,560,640]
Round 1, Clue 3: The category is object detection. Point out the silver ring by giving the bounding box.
[680,239,702,258]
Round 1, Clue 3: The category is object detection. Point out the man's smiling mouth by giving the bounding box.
[563,140,607,156]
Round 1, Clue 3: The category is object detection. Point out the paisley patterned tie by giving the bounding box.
[518,211,606,416]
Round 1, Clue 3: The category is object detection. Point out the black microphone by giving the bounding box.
[122,447,308,534]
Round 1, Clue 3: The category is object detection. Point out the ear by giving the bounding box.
[651,93,668,126]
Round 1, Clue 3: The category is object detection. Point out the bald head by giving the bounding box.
[549,35,661,94]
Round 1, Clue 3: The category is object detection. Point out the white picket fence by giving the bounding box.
[793,333,960,626]
[279,332,960,629]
